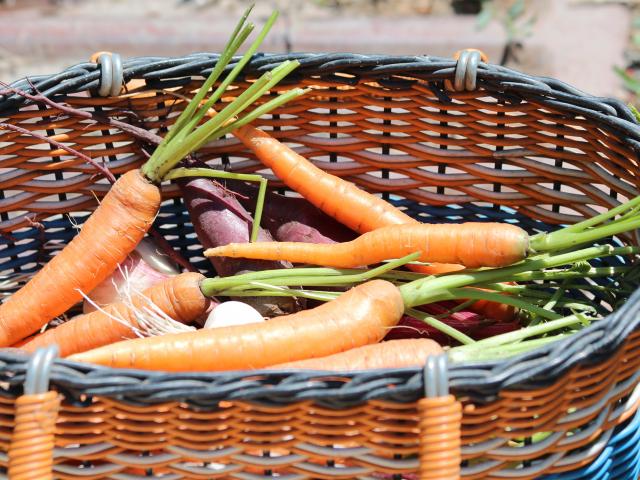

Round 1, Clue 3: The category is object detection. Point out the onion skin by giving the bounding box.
[204,301,265,329]
[83,242,178,314]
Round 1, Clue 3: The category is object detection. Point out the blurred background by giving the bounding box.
[0,0,638,102]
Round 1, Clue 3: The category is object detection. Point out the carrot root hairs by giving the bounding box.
[21,272,208,357]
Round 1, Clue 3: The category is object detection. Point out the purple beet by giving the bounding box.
[227,181,358,244]
[179,177,300,316]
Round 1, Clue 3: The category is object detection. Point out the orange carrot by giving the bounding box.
[234,125,515,318]
[0,169,161,347]
[269,338,443,371]
[69,279,405,371]
[470,293,516,321]
[234,124,415,233]
[21,273,209,357]
[205,222,529,269]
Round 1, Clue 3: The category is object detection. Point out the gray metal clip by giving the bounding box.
[24,345,59,395]
[423,353,449,398]
[454,49,482,92]
[96,52,123,97]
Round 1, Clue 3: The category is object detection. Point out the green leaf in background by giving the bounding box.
[476,1,494,30]
[629,104,640,123]
[508,0,526,19]
[614,66,640,95]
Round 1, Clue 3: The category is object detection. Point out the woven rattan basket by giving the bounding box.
[1,51,640,479]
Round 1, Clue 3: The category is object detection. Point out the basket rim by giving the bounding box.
[0,51,639,404]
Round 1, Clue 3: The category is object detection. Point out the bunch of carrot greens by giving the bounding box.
[2,6,639,373]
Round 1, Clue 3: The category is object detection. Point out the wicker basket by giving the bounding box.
[542,390,640,479]
[1,51,640,479]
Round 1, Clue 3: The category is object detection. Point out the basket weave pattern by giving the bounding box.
[1,53,640,478]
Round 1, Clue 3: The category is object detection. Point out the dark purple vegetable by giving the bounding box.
[179,177,300,316]
[228,181,358,244]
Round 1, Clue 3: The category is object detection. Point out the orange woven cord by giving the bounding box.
[453,49,489,63]
[8,390,60,480]
[417,395,462,480]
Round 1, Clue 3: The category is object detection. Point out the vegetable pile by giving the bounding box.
[2,7,639,373]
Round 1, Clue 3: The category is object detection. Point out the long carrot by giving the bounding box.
[232,124,507,317]
[69,279,405,371]
[269,338,443,371]
[205,222,530,269]
[0,170,160,347]
[0,9,305,347]
[234,124,415,233]
[20,273,208,357]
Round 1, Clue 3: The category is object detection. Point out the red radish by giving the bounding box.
[179,177,300,316]
[227,181,357,243]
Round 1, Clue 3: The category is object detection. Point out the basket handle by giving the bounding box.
[90,51,124,97]
[8,346,60,480]
[446,48,488,92]
[418,354,462,480]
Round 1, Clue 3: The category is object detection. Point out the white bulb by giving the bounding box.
[204,301,265,329]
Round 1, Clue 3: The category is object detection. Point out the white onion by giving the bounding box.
[82,239,179,313]
[204,301,265,329]
[134,238,180,275]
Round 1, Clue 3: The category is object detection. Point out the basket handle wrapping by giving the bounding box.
[8,346,60,480]
[418,354,462,479]
[446,48,488,92]
[90,51,124,97]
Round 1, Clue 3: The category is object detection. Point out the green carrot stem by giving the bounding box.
[399,245,639,308]
[168,15,255,143]
[477,266,632,288]
[448,334,571,363]
[240,283,340,302]
[187,11,280,133]
[254,178,268,242]
[518,298,597,312]
[139,9,303,184]
[155,7,254,153]
[199,252,421,297]
[164,167,267,242]
[164,167,265,184]
[143,61,302,182]
[440,288,562,320]
[481,284,605,301]
[213,87,311,140]
[551,195,640,234]
[405,308,475,345]
[449,313,589,353]
[530,215,640,252]
[543,279,568,311]
[155,71,273,173]
[200,246,637,303]
[382,264,631,285]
